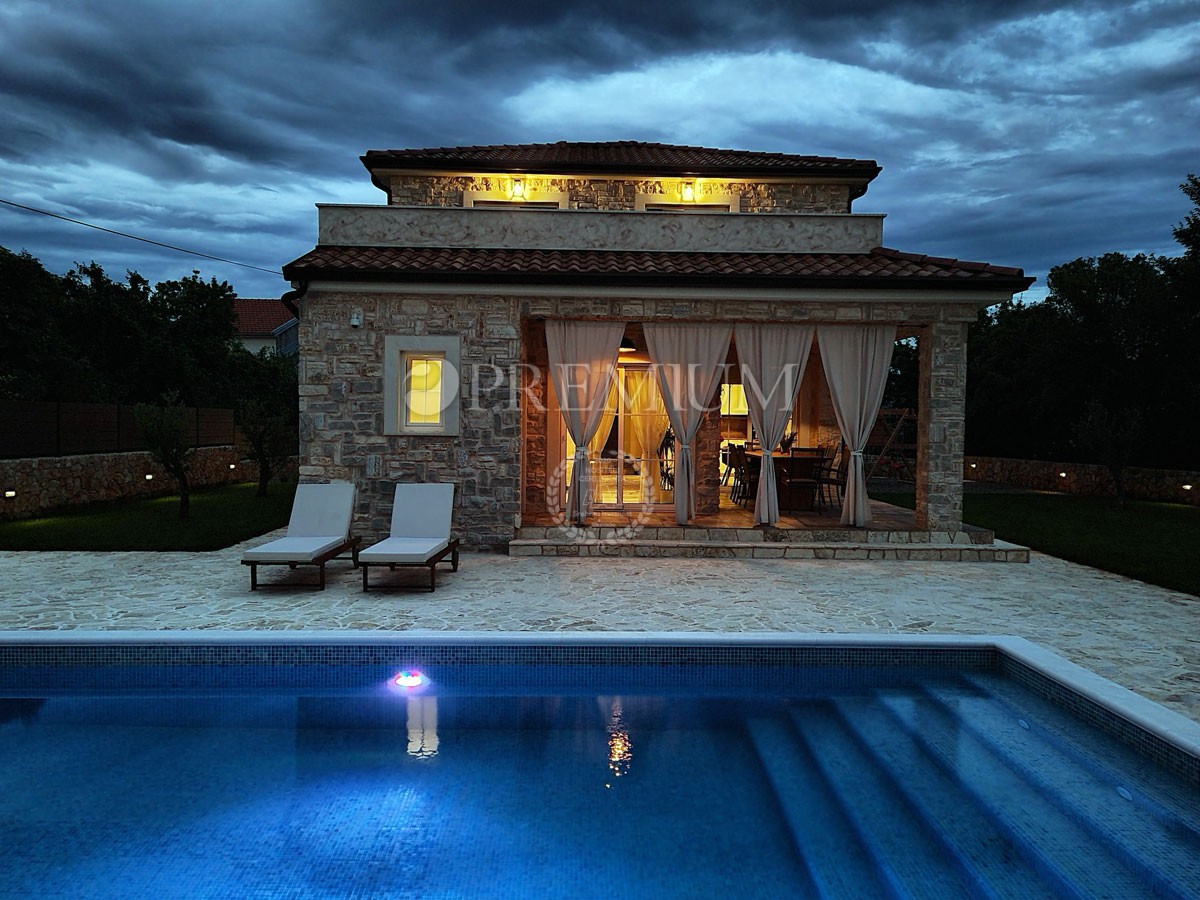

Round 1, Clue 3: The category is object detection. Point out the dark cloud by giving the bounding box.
[0,0,1195,298]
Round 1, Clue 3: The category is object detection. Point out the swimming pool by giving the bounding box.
[1,633,1198,898]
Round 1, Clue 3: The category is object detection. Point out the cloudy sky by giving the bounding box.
[1,0,1196,301]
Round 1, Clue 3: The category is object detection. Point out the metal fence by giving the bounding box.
[0,401,236,459]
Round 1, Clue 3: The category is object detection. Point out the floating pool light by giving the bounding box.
[393,670,426,689]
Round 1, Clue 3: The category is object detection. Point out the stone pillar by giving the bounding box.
[915,320,967,531]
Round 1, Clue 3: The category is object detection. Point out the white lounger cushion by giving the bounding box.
[242,535,347,563]
[358,537,449,565]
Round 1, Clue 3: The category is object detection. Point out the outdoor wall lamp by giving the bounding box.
[1184,484,1194,491]
[3,490,15,498]
[681,181,696,202]
[145,474,154,481]
[349,311,363,328]
[510,179,525,200]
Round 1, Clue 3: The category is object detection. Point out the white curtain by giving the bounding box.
[735,324,815,525]
[644,323,733,524]
[817,325,897,526]
[546,321,625,523]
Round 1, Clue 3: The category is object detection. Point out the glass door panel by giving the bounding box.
[563,367,673,510]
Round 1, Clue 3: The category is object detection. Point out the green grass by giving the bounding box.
[0,482,298,552]
[875,491,1200,597]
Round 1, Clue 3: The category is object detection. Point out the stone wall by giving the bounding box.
[964,456,1200,506]
[299,290,523,549]
[386,175,852,213]
[915,321,968,531]
[0,447,247,520]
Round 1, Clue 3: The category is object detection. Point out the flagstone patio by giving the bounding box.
[1,537,1196,725]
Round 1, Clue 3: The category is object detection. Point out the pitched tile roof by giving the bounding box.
[283,246,1034,292]
[362,141,881,179]
[234,298,296,335]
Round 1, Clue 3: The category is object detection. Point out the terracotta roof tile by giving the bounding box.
[362,141,880,179]
[283,246,1034,292]
[234,298,296,335]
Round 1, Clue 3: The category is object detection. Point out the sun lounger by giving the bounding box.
[241,481,360,590]
[358,483,459,591]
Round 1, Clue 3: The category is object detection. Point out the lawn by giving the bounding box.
[0,482,298,552]
[875,490,1200,598]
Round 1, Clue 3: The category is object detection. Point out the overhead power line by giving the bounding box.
[0,197,281,275]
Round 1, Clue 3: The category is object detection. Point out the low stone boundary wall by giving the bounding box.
[964,456,1198,506]
[0,447,261,520]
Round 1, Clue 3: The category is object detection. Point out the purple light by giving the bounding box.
[393,670,426,688]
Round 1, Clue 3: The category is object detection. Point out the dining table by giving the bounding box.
[743,449,824,511]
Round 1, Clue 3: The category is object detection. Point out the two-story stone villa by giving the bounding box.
[282,141,1033,557]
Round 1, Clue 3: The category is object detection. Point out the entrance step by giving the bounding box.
[509,526,1029,562]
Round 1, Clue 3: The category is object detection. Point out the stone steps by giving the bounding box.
[509,537,1030,562]
[514,524,996,544]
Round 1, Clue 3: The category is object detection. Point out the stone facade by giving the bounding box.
[386,175,853,213]
[0,447,249,520]
[299,289,523,549]
[915,321,969,531]
[965,456,1200,506]
[300,286,983,546]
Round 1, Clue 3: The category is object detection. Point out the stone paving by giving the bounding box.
[1,530,1197,724]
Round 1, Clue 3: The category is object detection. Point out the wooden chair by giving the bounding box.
[816,444,850,509]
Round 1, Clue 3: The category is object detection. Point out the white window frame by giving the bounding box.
[384,335,461,436]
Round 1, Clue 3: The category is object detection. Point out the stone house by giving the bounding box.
[282,141,1033,553]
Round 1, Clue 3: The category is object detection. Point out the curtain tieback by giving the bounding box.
[850,449,865,457]
[762,449,773,459]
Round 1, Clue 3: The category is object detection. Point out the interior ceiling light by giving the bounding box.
[510,179,525,200]
[681,182,696,202]
[619,336,636,353]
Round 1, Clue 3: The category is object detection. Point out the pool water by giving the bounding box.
[1,666,1198,899]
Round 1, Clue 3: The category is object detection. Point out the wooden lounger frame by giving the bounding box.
[242,537,362,591]
[359,538,460,592]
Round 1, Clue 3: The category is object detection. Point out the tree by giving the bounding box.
[0,248,92,400]
[966,175,1200,473]
[134,392,196,519]
[234,350,299,496]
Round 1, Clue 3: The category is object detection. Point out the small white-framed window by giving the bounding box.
[385,336,461,436]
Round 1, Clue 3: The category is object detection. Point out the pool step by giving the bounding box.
[744,716,895,899]
[509,532,1028,562]
[876,688,1167,899]
[921,677,1200,899]
[827,695,1068,899]
[783,701,981,897]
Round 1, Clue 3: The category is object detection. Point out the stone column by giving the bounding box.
[915,320,967,531]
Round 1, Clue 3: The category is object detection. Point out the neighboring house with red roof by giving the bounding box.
[284,141,1033,551]
[233,298,298,356]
